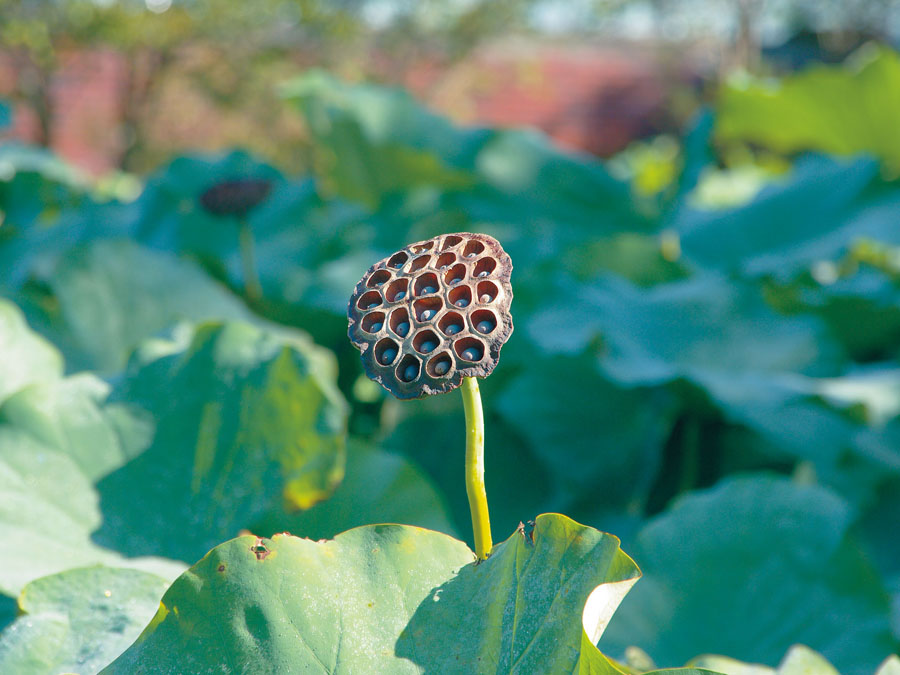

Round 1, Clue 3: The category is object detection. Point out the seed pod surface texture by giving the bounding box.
[348,233,513,399]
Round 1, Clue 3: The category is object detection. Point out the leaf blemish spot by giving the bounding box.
[251,537,271,561]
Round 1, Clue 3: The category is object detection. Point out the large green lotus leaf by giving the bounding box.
[93,320,347,563]
[283,70,482,208]
[495,354,674,510]
[0,427,107,595]
[528,274,836,391]
[717,45,900,172]
[0,426,184,596]
[0,299,62,404]
[524,273,898,486]
[686,367,900,502]
[36,239,252,373]
[469,129,648,233]
[0,373,151,481]
[103,514,659,674]
[0,566,170,675]
[671,154,900,277]
[601,476,895,675]
[253,439,457,541]
[282,71,489,168]
[0,144,120,303]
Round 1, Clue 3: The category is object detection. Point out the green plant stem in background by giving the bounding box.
[237,216,262,302]
[461,376,492,560]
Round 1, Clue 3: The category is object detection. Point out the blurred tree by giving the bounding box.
[0,0,544,172]
[3,0,899,172]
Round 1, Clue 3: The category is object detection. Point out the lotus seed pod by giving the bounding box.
[348,233,514,399]
[199,178,272,217]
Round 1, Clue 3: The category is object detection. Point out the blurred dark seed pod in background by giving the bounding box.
[199,178,273,217]
[348,232,514,400]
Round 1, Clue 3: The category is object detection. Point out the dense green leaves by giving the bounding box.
[528,274,834,388]
[94,320,347,563]
[673,155,887,276]
[3,45,900,673]
[603,477,895,675]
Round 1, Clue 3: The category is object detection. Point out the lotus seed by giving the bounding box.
[477,271,488,277]
[462,347,480,361]
[445,323,461,335]
[396,321,409,336]
[395,291,405,301]
[368,301,380,309]
[422,285,436,294]
[479,294,491,303]
[382,348,397,363]
[455,298,469,307]
[370,322,383,332]
[421,340,437,352]
[476,321,493,333]
[421,309,435,320]
[403,364,418,381]
[434,360,450,375]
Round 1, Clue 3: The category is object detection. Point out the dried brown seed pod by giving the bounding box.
[348,233,513,399]
[199,178,272,217]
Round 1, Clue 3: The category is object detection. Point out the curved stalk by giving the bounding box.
[238,216,262,302]
[461,376,492,560]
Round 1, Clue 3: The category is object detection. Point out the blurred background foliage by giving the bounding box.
[2,0,900,172]
[3,1,900,673]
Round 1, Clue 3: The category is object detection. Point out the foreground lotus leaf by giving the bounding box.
[104,514,659,673]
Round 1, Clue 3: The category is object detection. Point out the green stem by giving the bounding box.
[461,376,492,560]
[238,216,262,302]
